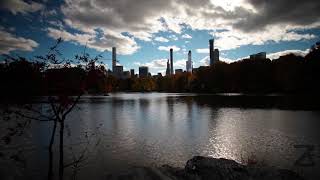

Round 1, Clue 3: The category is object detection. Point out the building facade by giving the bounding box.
[139,66,149,78]
[175,69,183,74]
[214,49,219,62]
[123,71,131,79]
[250,52,267,60]
[113,65,123,78]
[209,39,220,65]
[166,59,171,76]
[186,50,193,73]
[112,47,116,72]
[170,48,174,75]
[209,39,214,66]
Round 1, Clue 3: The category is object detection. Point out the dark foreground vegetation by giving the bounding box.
[1,42,320,99]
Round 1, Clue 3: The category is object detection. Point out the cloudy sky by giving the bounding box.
[1,0,320,74]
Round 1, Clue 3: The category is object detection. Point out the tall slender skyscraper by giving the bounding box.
[209,39,214,66]
[166,59,171,76]
[214,49,219,62]
[170,48,174,75]
[186,50,193,73]
[112,47,116,72]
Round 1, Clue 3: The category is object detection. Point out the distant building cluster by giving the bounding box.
[108,39,268,78]
[175,69,183,74]
[250,52,267,60]
[165,48,193,76]
[111,47,131,79]
[165,48,175,76]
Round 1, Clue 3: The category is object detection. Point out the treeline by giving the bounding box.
[190,48,320,94]
[0,59,108,100]
[1,43,320,98]
[112,44,320,94]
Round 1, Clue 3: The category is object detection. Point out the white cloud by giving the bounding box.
[154,36,169,42]
[174,59,186,69]
[47,27,140,55]
[147,59,167,69]
[61,0,167,38]
[58,0,319,53]
[199,56,209,66]
[168,34,178,41]
[134,59,167,69]
[134,58,187,74]
[0,29,38,54]
[267,49,310,60]
[47,20,64,29]
[219,57,240,63]
[0,0,44,15]
[158,45,180,52]
[181,34,192,39]
[198,55,244,65]
[129,31,153,42]
[41,9,58,18]
[210,0,254,11]
[134,59,168,75]
[212,25,316,50]
[181,48,187,54]
[196,48,209,54]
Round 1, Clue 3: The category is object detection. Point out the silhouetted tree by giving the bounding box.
[1,39,105,180]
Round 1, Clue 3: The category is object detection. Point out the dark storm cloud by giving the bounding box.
[62,0,216,32]
[62,0,172,32]
[235,0,320,31]
[48,0,319,53]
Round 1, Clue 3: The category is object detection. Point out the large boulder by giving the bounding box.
[184,156,303,180]
[106,156,304,180]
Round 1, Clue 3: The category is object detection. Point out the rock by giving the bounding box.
[106,156,304,180]
[185,156,249,180]
[184,156,304,180]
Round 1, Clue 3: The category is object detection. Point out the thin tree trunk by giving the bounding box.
[59,119,65,180]
[48,119,57,180]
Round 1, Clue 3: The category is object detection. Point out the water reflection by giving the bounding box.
[3,93,320,179]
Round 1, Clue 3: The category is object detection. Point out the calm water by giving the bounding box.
[1,93,320,179]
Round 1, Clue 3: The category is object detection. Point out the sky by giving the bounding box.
[0,0,320,75]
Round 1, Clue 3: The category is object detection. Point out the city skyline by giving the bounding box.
[1,2,320,180]
[1,0,320,75]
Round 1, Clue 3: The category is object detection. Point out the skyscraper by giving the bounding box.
[214,49,219,62]
[166,59,170,76]
[209,39,214,66]
[130,69,135,77]
[170,48,174,75]
[139,66,149,78]
[112,47,116,72]
[114,65,123,78]
[186,50,193,73]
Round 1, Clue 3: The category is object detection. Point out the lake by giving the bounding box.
[1,93,320,179]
